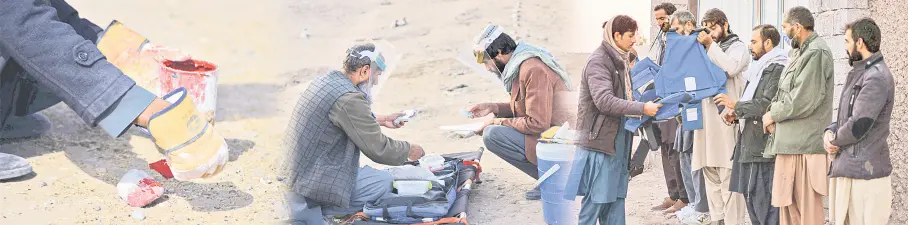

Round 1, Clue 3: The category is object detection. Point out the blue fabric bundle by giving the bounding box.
[624,30,728,132]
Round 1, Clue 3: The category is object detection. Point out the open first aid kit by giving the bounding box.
[340,149,485,225]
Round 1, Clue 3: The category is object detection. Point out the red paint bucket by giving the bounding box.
[158,59,219,123]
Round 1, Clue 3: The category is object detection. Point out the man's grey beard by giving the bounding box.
[357,83,374,103]
[788,32,801,49]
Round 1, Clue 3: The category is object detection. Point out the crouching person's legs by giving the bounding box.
[287,194,329,225]
[482,125,537,178]
[0,74,60,180]
[482,125,541,200]
[289,166,393,224]
[321,165,393,216]
[1,82,59,139]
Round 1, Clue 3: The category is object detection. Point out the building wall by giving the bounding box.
[817,0,907,222]
[869,0,908,222]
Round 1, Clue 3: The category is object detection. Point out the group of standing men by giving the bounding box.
[642,3,895,225]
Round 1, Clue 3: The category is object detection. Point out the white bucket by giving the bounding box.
[536,143,576,162]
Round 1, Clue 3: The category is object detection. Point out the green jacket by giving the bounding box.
[765,33,834,156]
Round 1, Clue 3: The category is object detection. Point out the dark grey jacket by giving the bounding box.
[733,63,785,163]
[827,53,894,179]
[287,71,410,208]
[1,0,133,127]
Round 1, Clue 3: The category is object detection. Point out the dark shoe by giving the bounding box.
[525,188,541,200]
[1,114,52,139]
[651,197,675,211]
[0,152,33,180]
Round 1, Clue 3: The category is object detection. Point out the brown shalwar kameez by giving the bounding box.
[771,154,829,225]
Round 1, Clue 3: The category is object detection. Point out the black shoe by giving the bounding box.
[525,188,541,200]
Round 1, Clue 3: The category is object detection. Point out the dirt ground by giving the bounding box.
[1,0,681,224]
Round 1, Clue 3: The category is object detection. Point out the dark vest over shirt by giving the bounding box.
[286,70,363,208]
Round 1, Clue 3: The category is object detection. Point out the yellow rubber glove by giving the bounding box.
[147,88,229,180]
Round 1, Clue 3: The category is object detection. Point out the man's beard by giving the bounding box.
[661,23,671,32]
[494,58,507,74]
[847,47,863,66]
[713,30,728,43]
[752,48,765,61]
[357,82,374,102]
[787,31,800,49]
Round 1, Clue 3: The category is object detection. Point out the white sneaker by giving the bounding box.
[674,205,695,221]
[679,211,711,225]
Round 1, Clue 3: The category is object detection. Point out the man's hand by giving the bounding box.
[408,144,426,161]
[697,32,713,48]
[643,102,663,117]
[824,131,840,155]
[714,94,737,110]
[721,108,736,126]
[378,113,406,129]
[762,113,775,134]
[468,103,496,118]
[474,120,496,136]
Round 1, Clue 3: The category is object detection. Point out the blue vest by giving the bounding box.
[624,31,728,131]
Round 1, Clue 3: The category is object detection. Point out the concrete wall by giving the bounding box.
[869,0,908,222]
[809,0,871,109]
[817,0,907,222]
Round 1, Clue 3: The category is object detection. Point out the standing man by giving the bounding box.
[666,10,715,225]
[1,0,228,181]
[647,2,688,214]
[465,24,576,200]
[569,15,661,224]
[763,6,833,225]
[693,8,748,225]
[715,24,787,225]
[646,2,676,62]
[826,18,894,225]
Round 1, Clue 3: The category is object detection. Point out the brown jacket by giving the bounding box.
[492,57,576,164]
[576,42,645,155]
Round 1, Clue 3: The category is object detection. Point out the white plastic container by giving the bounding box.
[418,155,445,172]
[394,180,432,196]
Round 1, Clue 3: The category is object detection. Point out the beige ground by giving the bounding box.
[1,0,681,224]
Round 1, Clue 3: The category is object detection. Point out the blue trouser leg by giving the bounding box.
[320,166,393,216]
[681,150,710,213]
[482,125,538,179]
[578,197,626,225]
[288,166,393,223]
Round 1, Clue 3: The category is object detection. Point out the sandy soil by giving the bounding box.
[1,0,681,224]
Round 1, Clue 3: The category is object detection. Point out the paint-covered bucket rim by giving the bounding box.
[161,59,219,75]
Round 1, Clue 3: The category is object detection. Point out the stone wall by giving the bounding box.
[869,0,908,223]
[808,0,871,109]
[813,0,907,223]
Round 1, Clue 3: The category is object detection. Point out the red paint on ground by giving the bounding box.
[149,159,174,179]
[126,177,164,207]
